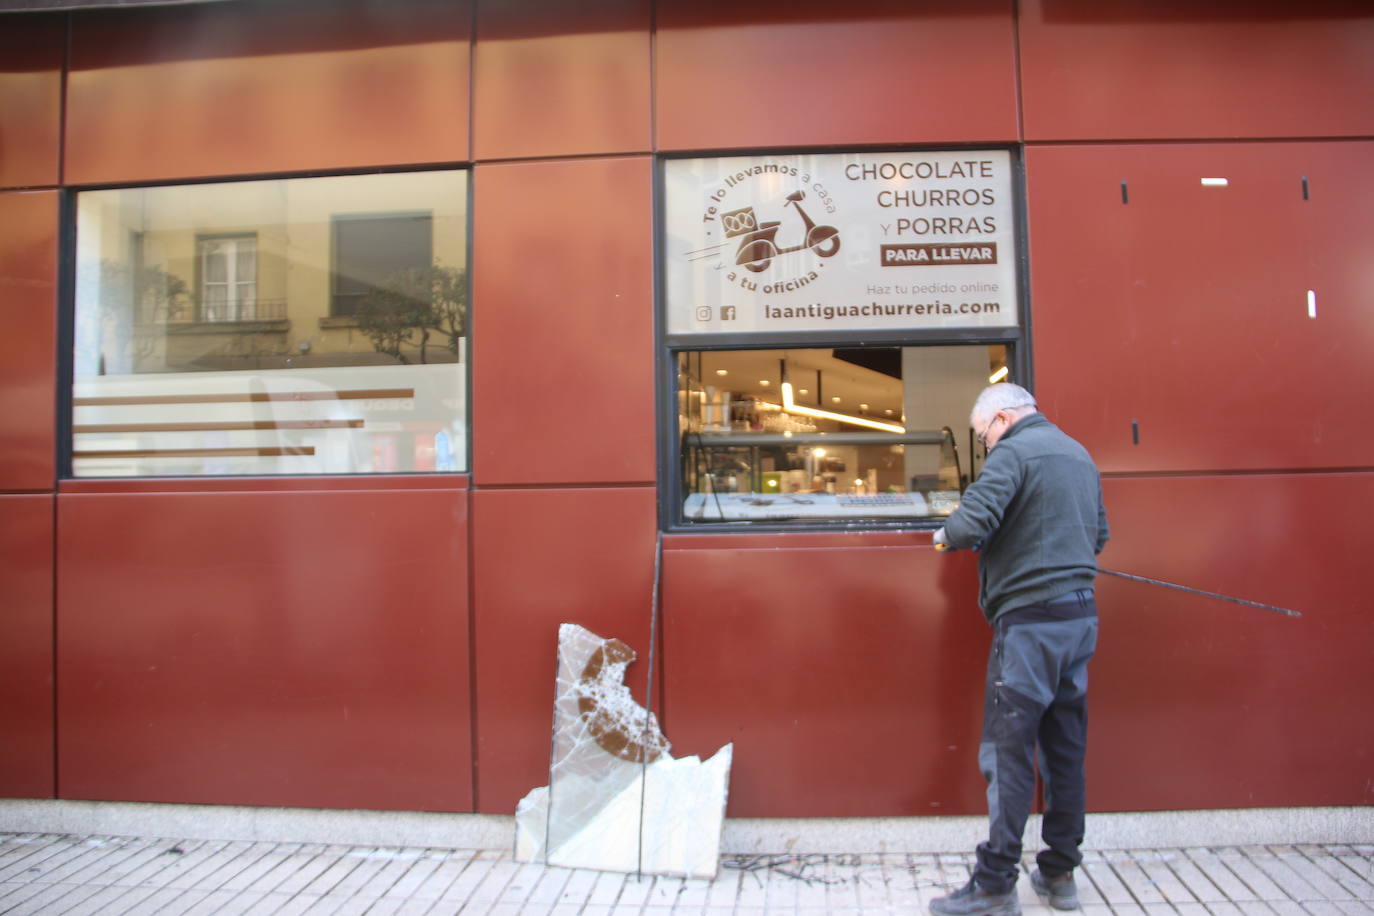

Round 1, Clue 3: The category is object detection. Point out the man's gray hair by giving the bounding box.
[970,383,1037,425]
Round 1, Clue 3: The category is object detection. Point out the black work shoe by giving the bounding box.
[929,877,1021,915]
[1030,868,1079,910]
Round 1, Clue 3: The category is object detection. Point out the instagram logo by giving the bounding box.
[695,306,712,321]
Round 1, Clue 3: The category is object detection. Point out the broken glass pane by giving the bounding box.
[515,624,732,879]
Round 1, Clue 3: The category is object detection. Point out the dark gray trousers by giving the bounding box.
[973,598,1098,894]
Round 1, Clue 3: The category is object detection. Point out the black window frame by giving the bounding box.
[655,146,1033,534]
[57,167,472,482]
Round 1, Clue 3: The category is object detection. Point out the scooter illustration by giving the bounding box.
[724,191,841,273]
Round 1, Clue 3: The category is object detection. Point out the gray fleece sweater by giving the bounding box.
[940,413,1109,623]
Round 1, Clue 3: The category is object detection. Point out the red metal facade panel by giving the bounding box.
[1090,474,1373,810]
[64,0,471,185]
[662,536,989,817]
[3,0,1368,821]
[1027,141,1374,474]
[56,487,473,811]
[0,495,55,798]
[1019,1,1374,141]
[655,0,1019,151]
[473,0,651,161]
[0,191,58,492]
[0,13,63,189]
[471,486,657,814]
[471,157,655,487]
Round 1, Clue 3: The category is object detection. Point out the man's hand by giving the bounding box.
[933,527,952,551]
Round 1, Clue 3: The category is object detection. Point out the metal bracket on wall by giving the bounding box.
[1302,175,1310,201]
[1120,180,1129,205]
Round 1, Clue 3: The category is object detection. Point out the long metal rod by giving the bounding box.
[636,530,664,880]
[1100,568,1302,618]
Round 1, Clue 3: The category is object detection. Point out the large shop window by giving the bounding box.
[663,150,1023,526]
[71,170,468,478]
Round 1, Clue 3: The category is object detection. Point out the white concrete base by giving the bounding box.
[1,799,1369,854]
[0,799,511,851]
[723,807,1374,854]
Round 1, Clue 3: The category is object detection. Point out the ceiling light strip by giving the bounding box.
[781,383,905,434]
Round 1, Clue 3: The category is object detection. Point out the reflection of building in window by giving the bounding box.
[198,235,258,321]
[332,213,433,318]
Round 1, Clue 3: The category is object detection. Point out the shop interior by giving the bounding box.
[678,345,1010,522]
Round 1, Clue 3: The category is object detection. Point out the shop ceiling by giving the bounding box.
[687,349,906,420]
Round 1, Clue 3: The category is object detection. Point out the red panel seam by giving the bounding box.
[466,472,480,813]
[648,0,658,157]
[466,0,479,812]
[58,12,70,187]
[52,5,67,799]
[50,489,59,799]
[1102,467,1374,479]
[58,475,472,495]
[1024,136,1374,148]
[467,0,475,168]
[664,543,927,555]
[471,481,656,491]
[1012,0,1026,144]
[470,151,655,167]
[663,536,926,552]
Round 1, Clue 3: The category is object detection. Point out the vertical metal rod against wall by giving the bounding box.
[635,530,664,880]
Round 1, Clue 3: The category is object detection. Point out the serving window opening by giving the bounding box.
[677,344,1009,524]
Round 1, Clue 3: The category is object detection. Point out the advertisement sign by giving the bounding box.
[664,150,1019,335]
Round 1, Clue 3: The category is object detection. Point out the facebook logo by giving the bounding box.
[721,306,737,321]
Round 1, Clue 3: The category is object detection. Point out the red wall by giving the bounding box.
[655,0,1020,150]
[64,0,472,184]
[56,479,473,811]
[663,533,989,817]
[471,487,659,812]
[471,157,657,486]
[0,495,55,799]
[1091,474,1373,810]
[0,13,63,188]
[1018,0,1374,141]
[472,0,651,160]
[1,0,1371,817]
[1028,141,1374,474]
[0,192,59,490]
[0,191,60,798]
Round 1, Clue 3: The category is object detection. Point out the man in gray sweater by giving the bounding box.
[928,383,1109,916]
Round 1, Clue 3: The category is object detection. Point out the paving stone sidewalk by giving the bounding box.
[1,833,1370,914]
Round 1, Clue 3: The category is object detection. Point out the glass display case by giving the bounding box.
[682,428,965,521]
